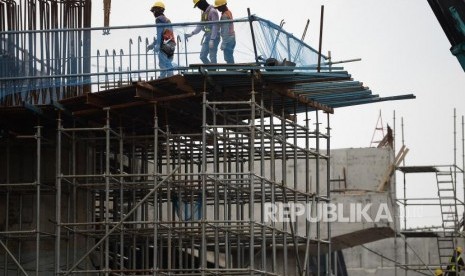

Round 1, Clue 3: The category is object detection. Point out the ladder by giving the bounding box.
[436,169,459,268]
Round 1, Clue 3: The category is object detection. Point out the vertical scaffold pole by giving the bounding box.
[119,127,125,273]
[4,136,10,276]
[326,112,332,275]
[281,96,288,276]
[56,113,62,275]
[315,109,320,275]
[201,76,208,276]
[270,96,277,273]
[462,116,465,222]
[35,125,42,276]
[260,91,267,273]
[104,107,111,276]
[247,8,259,64]
[249,71,256,275]
[153,103,159,276]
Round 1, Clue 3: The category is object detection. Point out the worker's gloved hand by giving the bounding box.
[146,44,154,52]
[209,40,215,49]
[220,42,225,51]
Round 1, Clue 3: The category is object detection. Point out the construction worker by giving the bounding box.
[435,268,444,276]
[446,246,465,276]
[214,0,235,64]
[185,0,220,64]
[147,1,175,78]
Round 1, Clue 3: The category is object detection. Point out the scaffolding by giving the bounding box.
[0,2,417,275]
[396,110,465,274]
[0,70,335,275]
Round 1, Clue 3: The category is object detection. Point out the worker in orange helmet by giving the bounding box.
[446,246,465,276]
[147,1,175,78]
[185,0,220,64]
[214,0,235,64]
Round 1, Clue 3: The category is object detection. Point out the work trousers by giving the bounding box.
[222,36,236,64]
[200,33,220,64]
[158,50,173,78]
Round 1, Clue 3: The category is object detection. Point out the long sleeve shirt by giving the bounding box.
[219,10,235,39]
[191,5,219,40]
[155,14,172,48]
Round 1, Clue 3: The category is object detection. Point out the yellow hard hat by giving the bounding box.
[193,0,201,8]
[151,1,165,10]
[457,246,463,253]
[435,268,443,276]
[214,0,227,7]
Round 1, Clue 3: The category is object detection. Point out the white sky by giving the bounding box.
[92,0,465,228]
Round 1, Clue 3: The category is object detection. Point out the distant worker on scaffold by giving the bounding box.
[147,1,176,78]
[185,0,220,64]
[214,0,235,64]
[446,246,465,276]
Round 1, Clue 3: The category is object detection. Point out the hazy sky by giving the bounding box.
[92,0,465,227]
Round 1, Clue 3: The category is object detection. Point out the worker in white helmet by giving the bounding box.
[147,1,175,78]
[185,0,220,64]
[214,0,235,64]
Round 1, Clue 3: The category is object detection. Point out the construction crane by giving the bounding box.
[427,0,465,71]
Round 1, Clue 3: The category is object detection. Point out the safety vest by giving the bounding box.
[449,254,463,271]
[220,10,235,36]
[201,10,211,33]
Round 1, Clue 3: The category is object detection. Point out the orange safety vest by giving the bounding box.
[221,10,235,36]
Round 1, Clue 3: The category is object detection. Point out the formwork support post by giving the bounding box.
[200,77,208,276]
[35,125,42,276]
[55,113,63,275]
[249,71,256,275]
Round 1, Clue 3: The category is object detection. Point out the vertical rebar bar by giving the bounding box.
[317,5,324,73]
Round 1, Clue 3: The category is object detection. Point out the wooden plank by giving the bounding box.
[86,93,107,108]
[135,82,167,100]
[377,146,409,192]
[151,93,196,103]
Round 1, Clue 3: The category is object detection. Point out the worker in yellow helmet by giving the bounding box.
[446,246,465,276]
[147,1,175,78]
[214,0,235,64]
[434,268,443,276]
[185,0,220,64]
